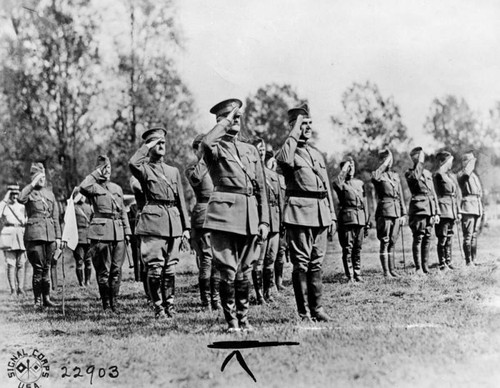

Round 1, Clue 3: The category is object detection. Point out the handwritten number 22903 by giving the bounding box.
[61,365,119,385]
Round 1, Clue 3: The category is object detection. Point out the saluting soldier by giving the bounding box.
[80,156,131,312]
[129,127,190,319]
[276,104,336,322]
[201,99,269,332]
[405,147,440,274]
[0,185,27,296]
[457,151,483,266]
[18,163,61,308]
[371,149,406,277]
[185,134,221,311]
[433,151,460,270]
[251,139,283,304]
[333,157,368,283]
[72,189,93,286]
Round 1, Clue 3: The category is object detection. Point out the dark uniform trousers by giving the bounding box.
[26,241,56,299]
[409,216,433,271]
[462,215,480,263]
[91,240,126,298]
[376,216,401,269]
[211,231,260,324]
[435,219,454,266]
[74,243,91,285]
[338,225,364,280]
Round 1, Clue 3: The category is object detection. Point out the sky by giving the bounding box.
[175,0,500,155]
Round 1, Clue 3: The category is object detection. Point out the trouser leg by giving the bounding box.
[263,232,279,301]
[91,241,112,310]
[74,245,85,286]
[4,251,16,293]
[41,242,58,307]
[192,229,212,307]
[16,252,27,294]
[235,271,251,326]
[462,216,475,265]
[352,226,364,281]
[26,243,44,306]
[339,226,353,280]
[210,264,221,310]
[275,235,287,291]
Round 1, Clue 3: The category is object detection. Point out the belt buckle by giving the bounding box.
[246,187,253,196]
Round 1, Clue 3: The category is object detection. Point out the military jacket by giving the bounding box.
[129,145,190,238]
[333,171,367,226]
[265,167,283,233]
[433,170,460,220]
[80,173,131,242]
[0,201,26,250]
[276,135,335,228]
[405,164,440,217]
[74,201,92,244]
[18,185,61,242]
[185,159,214,230]
[457,171,483,216]
[201,119,269,235]
[371,167,406,219]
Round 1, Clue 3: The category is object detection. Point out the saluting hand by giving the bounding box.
[31,172,45,187]
[2,189,11,203]
[226,103,240,124]
[146,137,162,149]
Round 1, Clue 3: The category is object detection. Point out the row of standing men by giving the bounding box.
[8,99,483,332]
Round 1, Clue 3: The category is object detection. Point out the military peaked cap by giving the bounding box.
[287,103,309,123]
[209,98,243,117]
[142,126,167,141]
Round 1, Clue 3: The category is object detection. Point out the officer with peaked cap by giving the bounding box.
[433,150,460,270]
[200,98,269,332]
[80,155,131,312]
[129,126,190,319]
[18,163,61,308]
[405,147,440,274]
[333,157,369,283]
[371,149,406,277]
[276,104,336,322]
[185,134,221,311]
[0,184,27,296]
[457,151,483,266]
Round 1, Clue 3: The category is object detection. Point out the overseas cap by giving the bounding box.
[30,162,45,179]
[209,98,243,117]
[287,103,309,123]
[142,126,167,141]
[436,150,453,166]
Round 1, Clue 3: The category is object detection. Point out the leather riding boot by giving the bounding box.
[147,276,162,306]
[421,237,431,273]
[308,271,330,322]
[292,271,311,320]
[437,240,445,270]
[341,251,351,281]
[50,264,58,291]
[98,284,110,310]
[33,281,43,308]
[199,277,211,308]
[162,274,175,317]
[263,268,275,303]
[84,268,92,286]
[210,276,222,310]
[274,261,284,292]
[16,263,26,296]
[42,281,59,307]
[471,238,478,264]
[236,277,253,331]
[463,242,472,265]
[252,270,265,305]
[388,247,400,277]
[6,264,16,294]
[412,241,421,272]
[352,252,362,282]
[445,239,454,269]
[379,246,389,277]
[76,268,84,286]
[220,280,238,329]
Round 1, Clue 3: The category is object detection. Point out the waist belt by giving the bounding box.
[3,223,22,227]
[381,196,400,201]
[147,199,177,207]
[464,194,481,198]
[342,205,364,210]
[411,194,432,200]
[94,212,121,219]
[196,195,211,203]
[287,190,327,199]
[441,194,457,198]
[215,185,254,196]
[30,216,50,220]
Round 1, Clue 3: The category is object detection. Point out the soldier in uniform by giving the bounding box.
[433,151,460,270]
[80,156,131,312]
[371,149,406,277]
[72,189,93,286]
[251,139,283,304]
[0,185,27,296]
[333,157,368,283]
[185,134,221,310]
[276,104,336,322]
[18,163,61,308]
[405,147,440,274]
[129,127,190,319]
[457,151,483,266]
[200,99,269,332]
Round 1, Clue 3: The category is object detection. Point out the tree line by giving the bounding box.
[1,0,499,207]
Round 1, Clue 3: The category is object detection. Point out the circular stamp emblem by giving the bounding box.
[7,349,50,387]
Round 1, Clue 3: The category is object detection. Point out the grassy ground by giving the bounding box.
[1,222,500,388]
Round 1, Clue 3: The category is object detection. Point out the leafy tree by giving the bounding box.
[105,0,197,193]
[0,0,102,197]
[331,81,411,177]
[243,83,308,150]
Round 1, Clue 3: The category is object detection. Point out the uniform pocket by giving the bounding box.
[89,221,106,236]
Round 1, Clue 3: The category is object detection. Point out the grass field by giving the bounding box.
[1,222,500,388]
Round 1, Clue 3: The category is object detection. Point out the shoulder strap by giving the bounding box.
[6,204,24,225]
